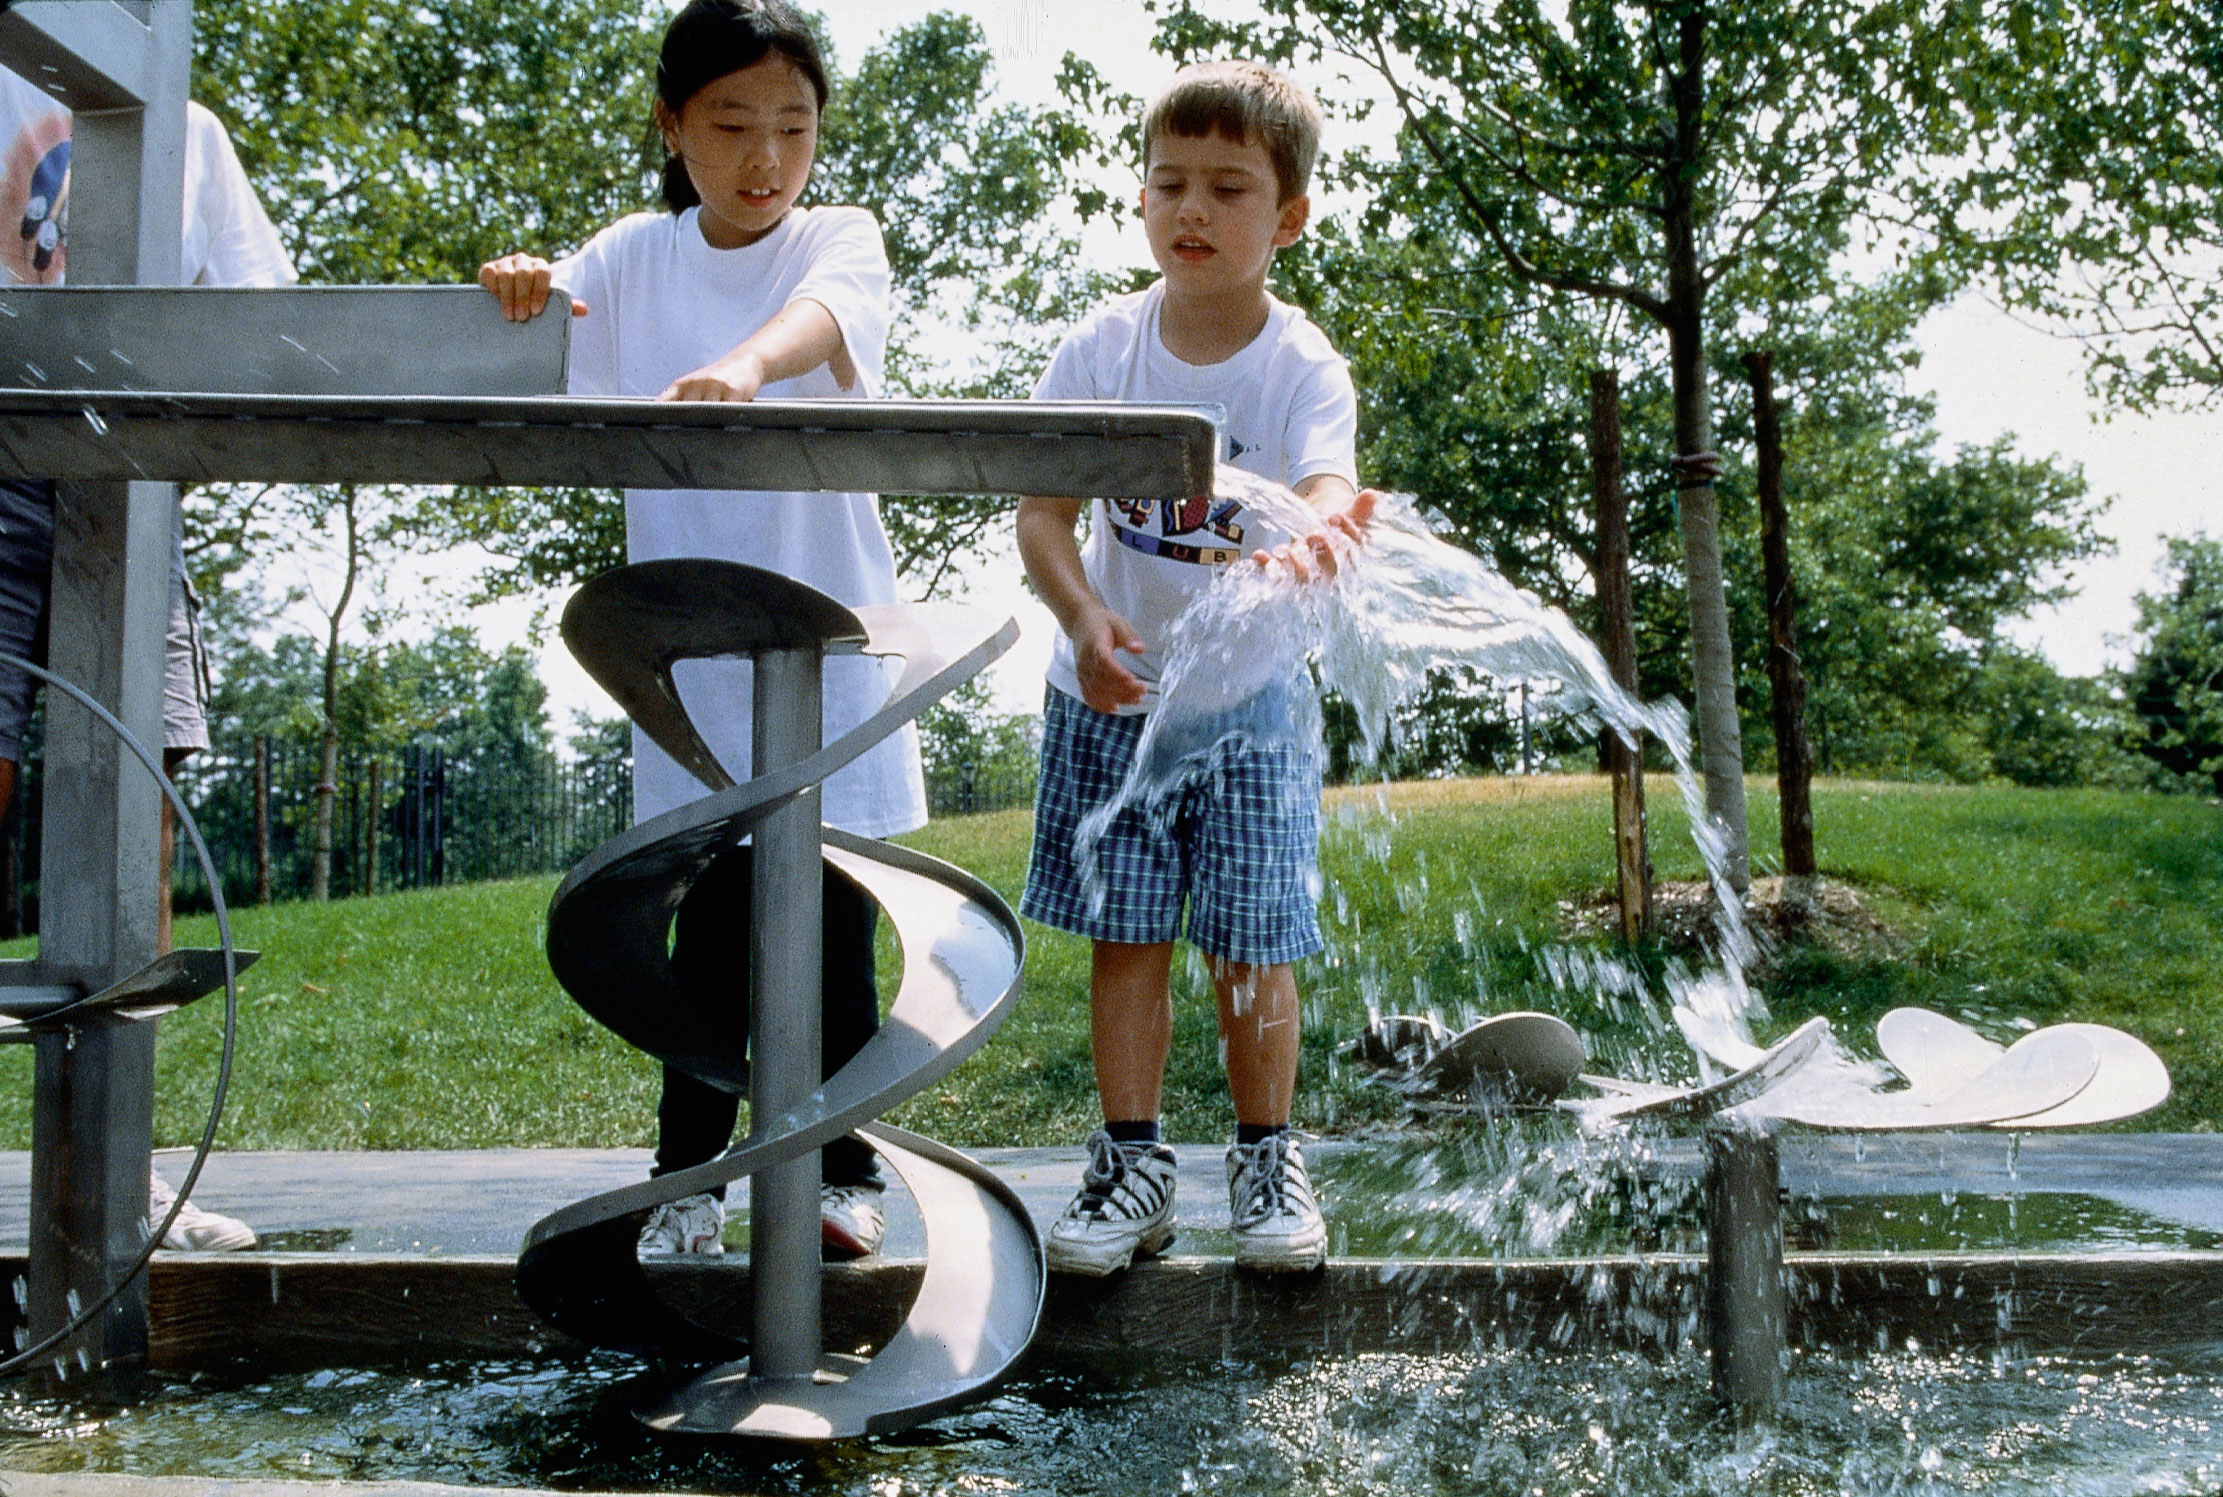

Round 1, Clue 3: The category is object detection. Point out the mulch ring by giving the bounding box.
[1561,875,1906,971]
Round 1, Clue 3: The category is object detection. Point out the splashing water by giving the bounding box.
[1069,467,1899,1197]
[1077,467,1747,976]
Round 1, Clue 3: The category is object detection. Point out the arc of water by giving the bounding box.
[520,560,1042,1439]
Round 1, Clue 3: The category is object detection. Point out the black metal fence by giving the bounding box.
[164,736,639,910]
[922,758,1036,819]
[0,725,1037,931]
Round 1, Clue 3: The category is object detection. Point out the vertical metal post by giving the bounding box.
[749,647,824,1384]
[1706,1123,1786,1421]
[22,0,193,1382]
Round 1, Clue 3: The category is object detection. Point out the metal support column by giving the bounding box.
[1705,1123,1786,1421]
[11,0,192,1381]
[748,646,824,1383]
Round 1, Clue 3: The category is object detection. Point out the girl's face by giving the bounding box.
[657,53,819,249]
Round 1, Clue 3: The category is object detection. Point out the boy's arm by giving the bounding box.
[1016,495,1147,713]
[1249,473,1381,583]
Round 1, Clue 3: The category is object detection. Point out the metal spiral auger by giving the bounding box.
[518,558,1042,1441]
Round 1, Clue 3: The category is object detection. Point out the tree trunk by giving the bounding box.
[1743,350,1816,885]
[1591,369,1651,945]
[1664,10,1750,893]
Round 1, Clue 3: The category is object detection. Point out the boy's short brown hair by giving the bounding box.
[1142,61,1323,204]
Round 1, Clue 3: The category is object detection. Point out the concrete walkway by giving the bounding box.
[0,1132,2216,1257]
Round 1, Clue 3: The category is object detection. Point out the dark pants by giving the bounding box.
[0,480,56,763]
[654,844,884,1193]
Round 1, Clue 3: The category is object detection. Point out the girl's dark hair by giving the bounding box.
[657,0,830,213]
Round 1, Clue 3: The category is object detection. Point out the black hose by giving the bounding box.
[0,650,240,1381]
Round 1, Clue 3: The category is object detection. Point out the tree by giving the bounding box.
[1259,143,2107,788]
[1924,2,2221,411]
[1147,0,1993,886]
[2123,536,2223,795]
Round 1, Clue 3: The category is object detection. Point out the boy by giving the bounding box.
[1017,60,1376,1276]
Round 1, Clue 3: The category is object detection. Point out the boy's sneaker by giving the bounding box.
[821,1181,887,1261]
[1045,1130,1178,1277]
[148,1171,256,1252]
[638,1191,724,1257]
[1226,1132,1326,1273]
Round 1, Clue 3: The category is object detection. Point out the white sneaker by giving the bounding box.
[638,1191,724,1257]
[1227,1132,1326,1273]
[1045,1130,1177,1277]
[820,1181,887,1261]
[148,1171,255,1252]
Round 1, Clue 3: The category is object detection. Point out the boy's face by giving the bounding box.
[1141,129,1308,297]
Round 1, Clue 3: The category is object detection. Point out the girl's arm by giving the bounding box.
[658,296,857,403]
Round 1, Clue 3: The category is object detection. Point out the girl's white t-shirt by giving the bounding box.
[1032,281,1359,713]
[554,205,927,834]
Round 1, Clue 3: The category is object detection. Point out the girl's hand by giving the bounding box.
[1073,606,1148,713]
[477,254,588,322]
[1252,487,1381,583]
[658,349,768,403]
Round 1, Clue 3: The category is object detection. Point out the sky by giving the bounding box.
[518,0,2221,728]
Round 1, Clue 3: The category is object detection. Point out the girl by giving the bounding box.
[480,0,924,1261]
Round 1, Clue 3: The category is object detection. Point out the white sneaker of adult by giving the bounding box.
[820,1181,887,1261]
[148,1171,256,1252]
[638,1191,725,1257]
[1045,1130,1177,1277]
[1226,1131,1326,1272]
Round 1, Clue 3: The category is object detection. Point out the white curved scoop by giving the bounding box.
[1408,1011,1586,1105]
[1573,1016,1831,1121]
[1877,1008,2169,1128]
[1780,1024,2097,1131]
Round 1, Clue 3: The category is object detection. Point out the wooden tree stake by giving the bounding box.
[1591,369,1651,944]
[1742,350,1816,883]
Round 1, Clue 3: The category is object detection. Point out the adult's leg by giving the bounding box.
[0,479,56,824]
[1091,939,1177,1123]
[156,535,210,954]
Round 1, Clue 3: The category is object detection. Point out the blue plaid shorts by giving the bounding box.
[1021,686,1323,964]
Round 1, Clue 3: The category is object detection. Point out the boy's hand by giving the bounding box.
[478,254,589,322]
[1073,605,1149,713]
[659,349,767,403]
[1252,487,1381,583]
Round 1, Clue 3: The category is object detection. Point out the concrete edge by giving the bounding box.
[5,1250,2219,1372]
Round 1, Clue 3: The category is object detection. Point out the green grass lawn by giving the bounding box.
[0,776,2215,1150]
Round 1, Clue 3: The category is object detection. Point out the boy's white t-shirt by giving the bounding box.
[553,204,928,834]
[0,69,296,288]
[1032,281,1359,713]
